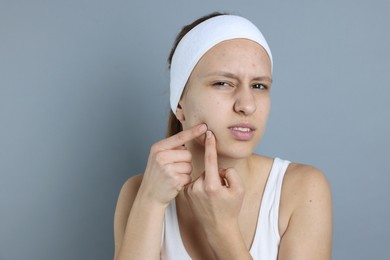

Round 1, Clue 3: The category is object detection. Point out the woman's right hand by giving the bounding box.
[137,123,207,207]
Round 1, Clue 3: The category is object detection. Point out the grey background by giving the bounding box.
[1,0,389,259]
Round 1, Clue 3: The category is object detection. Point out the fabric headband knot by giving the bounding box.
[169,14,273,115]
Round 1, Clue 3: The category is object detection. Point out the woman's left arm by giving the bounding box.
[278,165,333,260]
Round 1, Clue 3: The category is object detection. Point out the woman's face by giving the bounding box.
[177,39,272,159]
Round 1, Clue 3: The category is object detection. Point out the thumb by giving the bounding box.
[220,168,244,190]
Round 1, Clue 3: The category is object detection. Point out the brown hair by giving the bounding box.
[166,12,227,137]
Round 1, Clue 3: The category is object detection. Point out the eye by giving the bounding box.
[252,83,268,90]
[212,81,231,87]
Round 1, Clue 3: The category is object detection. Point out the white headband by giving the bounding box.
[169,15,273,115]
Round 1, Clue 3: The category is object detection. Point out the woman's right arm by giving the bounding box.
[113,123,207,260]
[113,175,166,260]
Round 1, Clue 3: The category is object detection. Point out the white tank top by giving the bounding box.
[161,157,290,260]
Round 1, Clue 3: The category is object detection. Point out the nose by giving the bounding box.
[233,87,257,115]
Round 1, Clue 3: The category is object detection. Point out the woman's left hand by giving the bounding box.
[184,130,245,234]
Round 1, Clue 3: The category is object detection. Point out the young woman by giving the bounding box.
[114,12,332,260]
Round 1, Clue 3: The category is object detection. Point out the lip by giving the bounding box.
[228,123,256,141]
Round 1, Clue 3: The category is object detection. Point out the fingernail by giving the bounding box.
[206,130,212,138]
[199,124,207,132]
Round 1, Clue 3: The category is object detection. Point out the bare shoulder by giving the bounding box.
[278,163,332,259]
[280,163,332,221]
[113,174,144,252]
[284,163,331,197]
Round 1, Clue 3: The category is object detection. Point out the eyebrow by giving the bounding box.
[203,71,273,83]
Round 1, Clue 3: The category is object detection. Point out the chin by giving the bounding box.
[214,132,261,157]
[216,143,255,160]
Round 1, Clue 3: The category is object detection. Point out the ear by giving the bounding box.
[175,101,185,122]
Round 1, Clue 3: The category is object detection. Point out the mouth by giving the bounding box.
[228,124,256,141]
[229,126,253,132]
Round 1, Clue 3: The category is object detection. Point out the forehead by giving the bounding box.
[193,38,272,76]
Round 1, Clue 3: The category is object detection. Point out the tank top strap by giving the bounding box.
[249,157,291,259]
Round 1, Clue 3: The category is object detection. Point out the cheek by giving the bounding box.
[186,107,204,125]
[261,100,271,119]
[184,96,225,133]
[192,110,220,132]
[186,98,214,124]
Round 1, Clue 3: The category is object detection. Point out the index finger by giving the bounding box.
[204,130,220,185]
[156,123,207,151]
